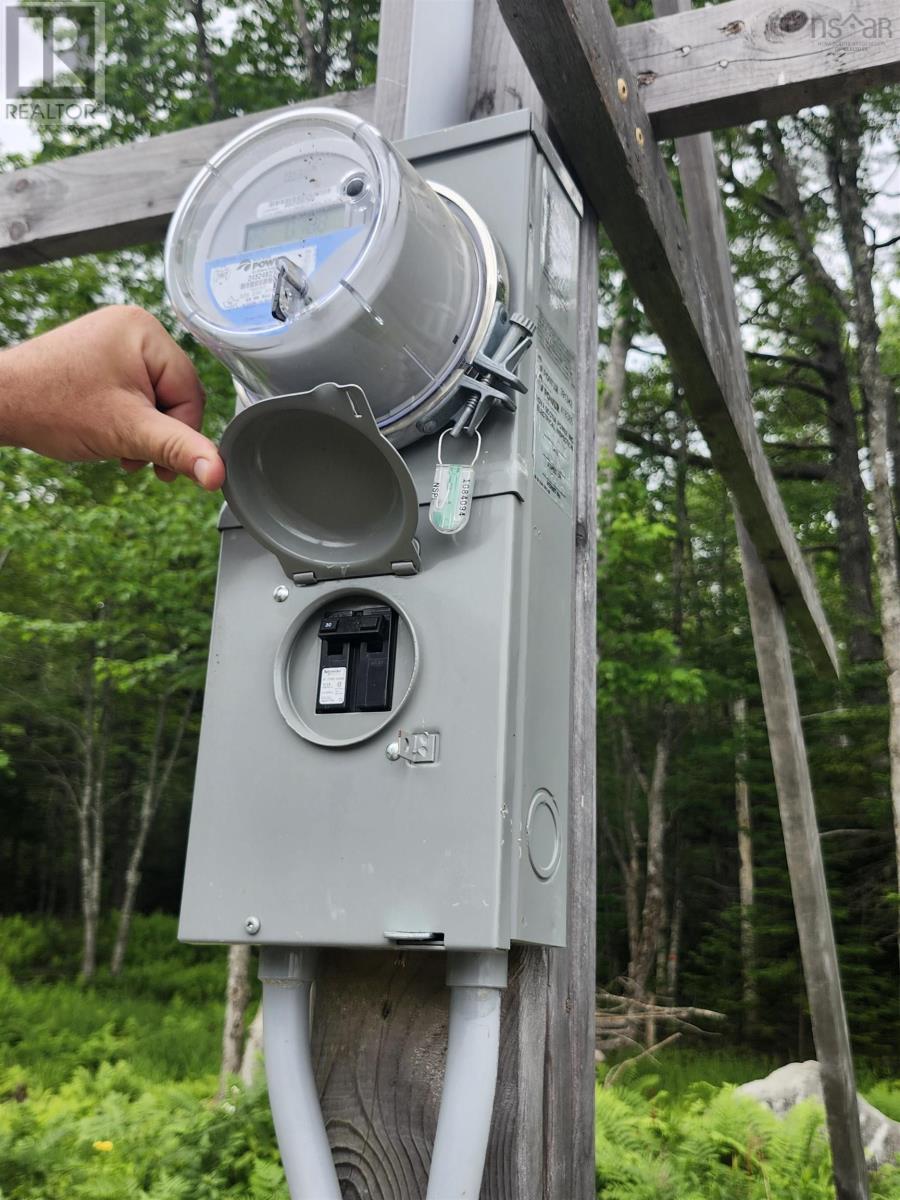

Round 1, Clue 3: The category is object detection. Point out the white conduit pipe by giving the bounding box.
[426,950,508,1200]
[259,947,341,1200]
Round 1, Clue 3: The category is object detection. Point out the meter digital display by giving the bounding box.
[244,204,349,251]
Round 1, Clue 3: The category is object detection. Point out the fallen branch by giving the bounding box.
[603,1033,682,1088]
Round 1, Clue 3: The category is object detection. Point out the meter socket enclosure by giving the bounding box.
[174,110,583,954]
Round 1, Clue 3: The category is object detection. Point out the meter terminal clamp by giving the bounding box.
[167,107,583,956]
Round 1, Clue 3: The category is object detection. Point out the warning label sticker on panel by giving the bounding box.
[533,341,575,513]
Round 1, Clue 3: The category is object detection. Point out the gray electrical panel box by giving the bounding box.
[176,110,582,951]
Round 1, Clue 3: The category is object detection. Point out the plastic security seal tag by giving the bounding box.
[429,430,480,535]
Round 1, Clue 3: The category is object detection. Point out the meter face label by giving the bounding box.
[204,226,363,328]
[209,246,316,313]
[318,666,347,707]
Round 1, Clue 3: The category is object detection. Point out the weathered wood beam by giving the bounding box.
[0,87,374,270]
[495,0,838,676]
[653,2,867,1189]
[621,0,900,139]
[373,0,416,138]
[737,515,869,1200]
[2,0,899,269]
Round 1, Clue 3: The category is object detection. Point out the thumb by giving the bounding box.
[129,407,226,491]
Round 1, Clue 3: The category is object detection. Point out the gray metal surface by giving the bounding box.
[180,115,581,951]
[220,383,421,583]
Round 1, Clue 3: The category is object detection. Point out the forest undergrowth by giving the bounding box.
[1,916,898,1199]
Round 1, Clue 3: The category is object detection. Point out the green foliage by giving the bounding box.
[596,1065,900,1200]
[0,916,282,1200]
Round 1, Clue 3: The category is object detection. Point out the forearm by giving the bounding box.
[0,346,26,448]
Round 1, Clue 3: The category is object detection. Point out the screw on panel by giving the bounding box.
[616,77,628,101]
[244,916,261,935]
[273,585,290,602]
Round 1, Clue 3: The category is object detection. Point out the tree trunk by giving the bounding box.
[823,342,882,666]
[76,667,109,981]
[111,693,194,975]
[598,290,634,498]
[764,123,879,667]
[628,722,672,997]
[732,696,758,1030]
[666,892,683,1004]
[219,943,252,1098]
[830,100,900,973]
[77,803,98,979]
[240,1005,265,1087]
[188,0,223,118]
[292,0,330,94]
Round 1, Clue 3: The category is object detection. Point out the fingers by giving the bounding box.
[125,406,226,491]
[138,314,207,431]
[122,309,224,489]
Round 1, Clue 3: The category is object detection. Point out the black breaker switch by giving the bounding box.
[316,605,398,714]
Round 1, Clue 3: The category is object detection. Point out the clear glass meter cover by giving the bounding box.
[165,110,386,341]
[164,108,489,438]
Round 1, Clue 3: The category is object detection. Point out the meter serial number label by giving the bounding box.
[209,246,316,313]
[318,666,347,707]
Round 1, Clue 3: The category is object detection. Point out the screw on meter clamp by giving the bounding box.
[316,605,398,714]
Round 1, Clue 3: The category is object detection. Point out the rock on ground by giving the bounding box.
[737,1061,900,1170]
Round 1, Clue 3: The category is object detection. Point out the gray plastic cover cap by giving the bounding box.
[220,383,421,583]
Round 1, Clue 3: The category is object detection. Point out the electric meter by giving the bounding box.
[164,107,507,444]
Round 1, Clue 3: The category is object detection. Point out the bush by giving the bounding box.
[595,1059,900,1199]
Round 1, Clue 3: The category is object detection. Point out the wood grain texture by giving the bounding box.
[467,0,545,123]
[373,0,415,139]
[493,0,838,677]
[311,949,445,1198]
[0,87,374,271]
[655,6,867,1185]
[736,516,869,1200]
[621,0,900,138]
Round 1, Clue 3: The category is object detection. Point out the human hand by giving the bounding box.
[0,305,225,489]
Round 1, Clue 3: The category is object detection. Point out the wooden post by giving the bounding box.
[309,5,598,1197]
[736,518,868,1199]
[652,2,867,1193]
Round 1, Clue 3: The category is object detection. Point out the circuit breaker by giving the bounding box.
[166,107,582,952]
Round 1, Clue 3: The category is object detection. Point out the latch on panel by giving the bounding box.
[385,730,440,764]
